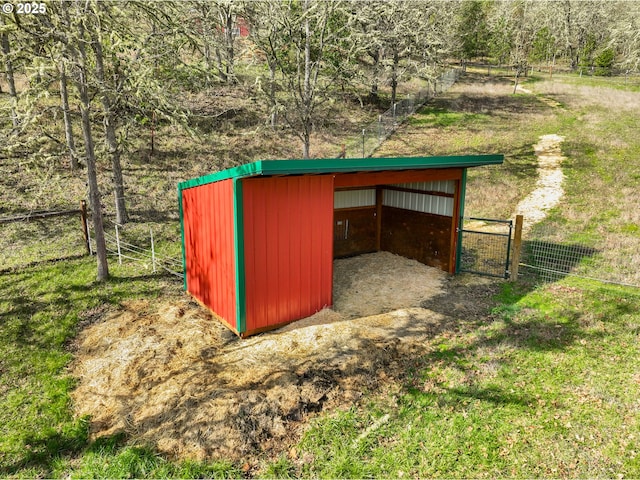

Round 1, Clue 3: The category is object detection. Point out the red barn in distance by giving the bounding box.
[228,17,250,38]
[178,155,503,337]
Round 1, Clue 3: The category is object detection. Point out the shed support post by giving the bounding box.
[511,214,523,281]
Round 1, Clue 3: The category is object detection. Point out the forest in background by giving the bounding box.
[1,0,640,280]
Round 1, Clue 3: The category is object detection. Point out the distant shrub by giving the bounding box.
[595,48,615,76]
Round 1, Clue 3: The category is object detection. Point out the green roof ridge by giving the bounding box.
[177,154,503,190]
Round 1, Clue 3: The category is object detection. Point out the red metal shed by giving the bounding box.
[178,155,503,337]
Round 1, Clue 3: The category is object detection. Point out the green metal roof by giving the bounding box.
[178,154,504,190]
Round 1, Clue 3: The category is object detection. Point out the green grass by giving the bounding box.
[408,107,489,128]
[552,72,640,92]
[2,69,640,478]
[50,434,241,479]
[0,258,237,478]
[293,278,640,478]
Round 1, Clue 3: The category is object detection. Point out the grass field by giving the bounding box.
[292,278,640,478]
[1,71,639,477]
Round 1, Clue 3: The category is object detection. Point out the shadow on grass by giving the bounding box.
[520,239,600,284]
[0,418,89,477]
[0,258,182,476]
[0,259,174,350]
[0,253,88,275]
[405,383,537,410]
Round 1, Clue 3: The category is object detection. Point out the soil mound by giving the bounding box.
[71,252,454,461]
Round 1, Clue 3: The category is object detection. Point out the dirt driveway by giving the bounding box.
[71,252,500,464]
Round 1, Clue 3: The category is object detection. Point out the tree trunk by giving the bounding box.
[1,24,19,129]
[215,46,227,83]
[302,128,310,159]
[91,30,128,225]
[224,7,235,84]
[513,67,521,94]
[369,48,380,101]
[391,48,399,110]
[203,43,213,86]
[269,58,277,127]
[74,16,109,281]
[302,0,312,159]
[58,60,78,170]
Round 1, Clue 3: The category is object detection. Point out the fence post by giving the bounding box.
[115,223,122,266]
[511,214,523,281]
[86,217,93,255]
[80,200,90,255]
[150,227,156,273]
[362,129,366,158]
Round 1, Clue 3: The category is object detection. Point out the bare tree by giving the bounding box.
[58,59,78,170]
[352,1,446,108]
[1,15,19,129]
[184,0,241,85]
[255,0,355,158]
[608,2,640,74]
[67,0,109,281]
[88,9,128,224]
[56,4,78,171]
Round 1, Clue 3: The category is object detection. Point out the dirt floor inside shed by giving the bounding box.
[71,251,500,465]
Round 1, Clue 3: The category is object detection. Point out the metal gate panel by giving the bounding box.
[460,217,513,278]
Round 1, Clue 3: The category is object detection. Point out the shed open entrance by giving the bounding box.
[331,251,447,321]
[333,178,459,273]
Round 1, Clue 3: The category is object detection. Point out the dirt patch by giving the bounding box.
[516,85,563,108]
[332,251,445,318]
[71,252,489,464]
[514,134,566,232]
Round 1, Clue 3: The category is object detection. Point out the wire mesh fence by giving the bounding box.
[341,68,461,159]
[459,218,513,278]
[0,207,184,279]
[96,218,184,279]
[0,208,87,271]
[519,222,640,287]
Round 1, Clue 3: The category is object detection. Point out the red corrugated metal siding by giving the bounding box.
[242,175,334,332]
[182,179,237,329]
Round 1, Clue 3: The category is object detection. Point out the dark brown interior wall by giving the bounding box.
[380,206,451,272]
[333,206,452,272]
[333,208,377,258]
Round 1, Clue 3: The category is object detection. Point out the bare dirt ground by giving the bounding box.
[71,252,499,465]
[514,134,566,233]
[470,131,567,234]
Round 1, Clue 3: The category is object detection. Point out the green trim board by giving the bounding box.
[455,168,468,274]
[233,178,247,334]
[177,155,504,191]
[177,184,188,290]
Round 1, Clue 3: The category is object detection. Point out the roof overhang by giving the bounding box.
[178,154,504,191]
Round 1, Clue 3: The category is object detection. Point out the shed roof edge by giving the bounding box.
[177,155,503,190]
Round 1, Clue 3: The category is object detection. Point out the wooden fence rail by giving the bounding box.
[0,201,90,254]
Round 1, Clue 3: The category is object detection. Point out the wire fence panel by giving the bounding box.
[460,218,513,278]
[0,211,86,271]
[520,222,640,287]
[341,68,461,159]
[92,218,185,279]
